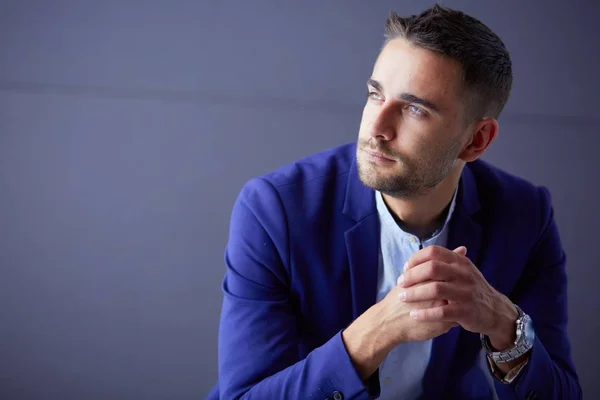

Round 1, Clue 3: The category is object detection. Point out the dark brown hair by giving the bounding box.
[384,4,512,120]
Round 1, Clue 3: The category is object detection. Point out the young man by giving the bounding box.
[208,5,581,400]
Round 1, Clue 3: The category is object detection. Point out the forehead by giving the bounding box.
[372,38,464,110]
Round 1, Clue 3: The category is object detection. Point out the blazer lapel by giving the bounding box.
[342,157,380,319]
[345,216,380,319]
[422,164,483,398]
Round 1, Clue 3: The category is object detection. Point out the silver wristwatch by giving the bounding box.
[480,304,535,363]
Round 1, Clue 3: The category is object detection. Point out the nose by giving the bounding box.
[370,102,398,141]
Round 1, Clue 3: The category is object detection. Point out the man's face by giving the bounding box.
[356,38,470,197]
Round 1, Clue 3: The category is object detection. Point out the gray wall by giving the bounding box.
[1,0,598,398]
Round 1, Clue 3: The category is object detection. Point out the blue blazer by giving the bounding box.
[208,143,581,399]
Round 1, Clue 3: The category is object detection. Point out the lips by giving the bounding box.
[364,148,395,161]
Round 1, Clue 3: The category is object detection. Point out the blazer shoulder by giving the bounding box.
[260,142,356,190]
[469,159,551,227]
[234,142,356,221]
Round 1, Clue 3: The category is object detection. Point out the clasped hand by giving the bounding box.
[397,245,513,339]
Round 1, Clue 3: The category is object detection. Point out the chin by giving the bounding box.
[358,166,393,190]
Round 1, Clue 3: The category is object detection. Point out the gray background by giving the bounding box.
[0,0,598,398]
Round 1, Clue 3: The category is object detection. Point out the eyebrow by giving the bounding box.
[367,78,441,113]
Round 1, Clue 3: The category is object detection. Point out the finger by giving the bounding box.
[399,260,457,287]
[404,245,457,272]
[399,281,467,303]
[409,303,463,321]
[453,246,467,256]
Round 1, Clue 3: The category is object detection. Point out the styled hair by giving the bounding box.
[384,4,513,120]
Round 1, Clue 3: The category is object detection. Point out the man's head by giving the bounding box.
[357,4,512,197]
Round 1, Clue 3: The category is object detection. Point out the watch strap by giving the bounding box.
[481,304,534,363]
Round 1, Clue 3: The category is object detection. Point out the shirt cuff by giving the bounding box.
[486,354,530,384]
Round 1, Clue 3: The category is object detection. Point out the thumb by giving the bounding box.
[453,246,468,256]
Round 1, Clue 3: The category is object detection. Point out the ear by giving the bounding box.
[458,117,499,162]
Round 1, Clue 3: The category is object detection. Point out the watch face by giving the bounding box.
[523,315,535,346]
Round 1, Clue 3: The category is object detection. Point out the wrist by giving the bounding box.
[342,303,395,381]
[482,302,534,374]
[487,299,519,351]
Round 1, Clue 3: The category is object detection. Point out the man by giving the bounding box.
[208,5,581,400]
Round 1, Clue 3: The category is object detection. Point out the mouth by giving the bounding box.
[363,148,396,162]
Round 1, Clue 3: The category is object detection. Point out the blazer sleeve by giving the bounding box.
[217,177,371,400]
[494,186,582,400]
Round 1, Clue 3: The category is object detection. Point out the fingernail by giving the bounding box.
[397,274,404,286]
[410,310,420,319]
[403,262,408,271]
[398,291,406,301]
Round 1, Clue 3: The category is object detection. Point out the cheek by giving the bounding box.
[411,137,437,158]
[413,138,452,167]
[394,124,423,150]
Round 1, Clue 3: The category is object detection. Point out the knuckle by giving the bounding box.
[427,261,439,277]
[428,246,440,257]
[465,273,476,284]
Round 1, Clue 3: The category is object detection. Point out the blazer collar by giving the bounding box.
[342,156,481,222]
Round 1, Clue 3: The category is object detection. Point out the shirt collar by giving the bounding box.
[375,187,458,241]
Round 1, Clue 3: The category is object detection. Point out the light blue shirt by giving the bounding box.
[375,189,457,400]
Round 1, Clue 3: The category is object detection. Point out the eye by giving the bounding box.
[367,91,383,101]
[406,104,426,116]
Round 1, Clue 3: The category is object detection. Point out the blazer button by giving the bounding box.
[526,390,538,400]
[332,391,344,400]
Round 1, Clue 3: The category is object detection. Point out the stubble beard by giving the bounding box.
[356,138,460,199]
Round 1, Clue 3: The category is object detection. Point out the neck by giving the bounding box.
[381,165,463,239]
